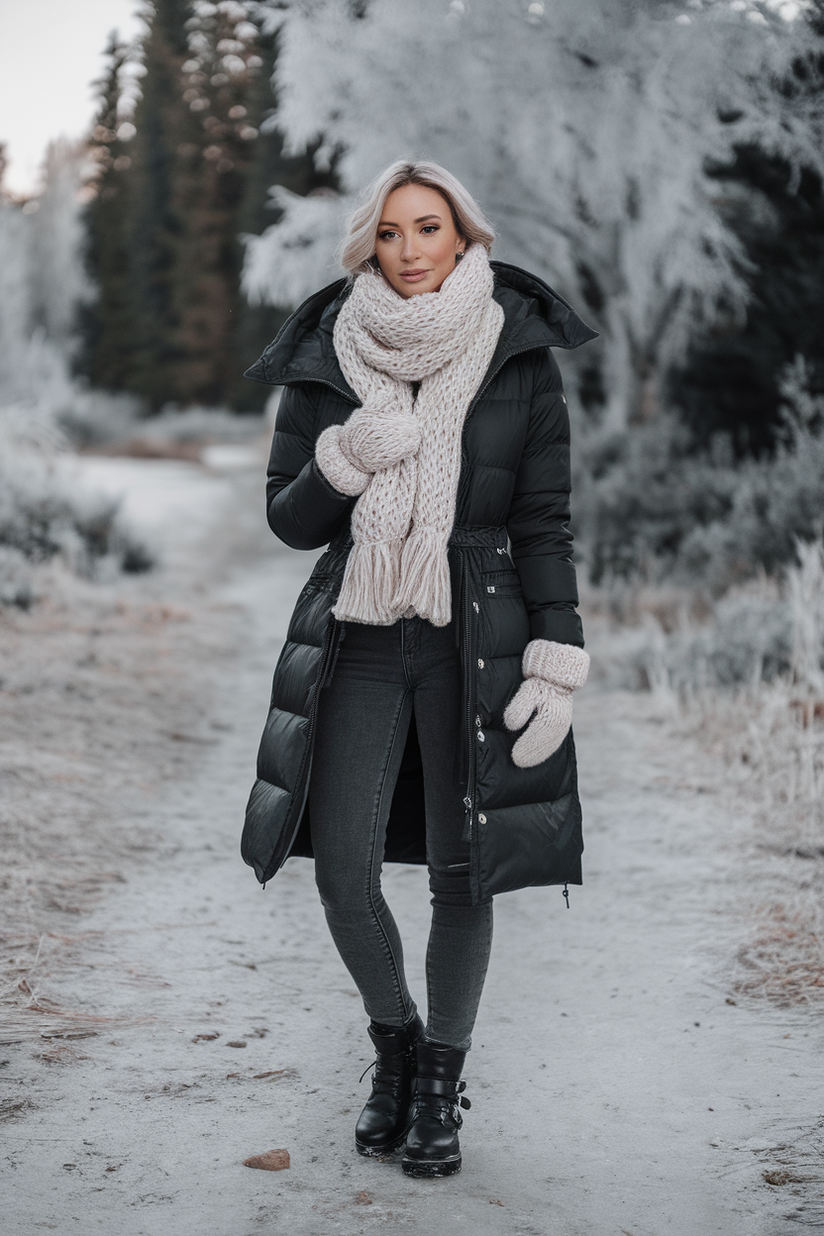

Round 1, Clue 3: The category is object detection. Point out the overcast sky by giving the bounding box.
[0,0,144,196]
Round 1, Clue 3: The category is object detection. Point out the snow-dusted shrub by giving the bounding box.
[0,547,36,610]
[681,547,824,1007]
[0,450,154,581]
[0,407,154,595]
[665,593,792,691]
[595,533,824,695]
[579,359,824,592]
[132,406,264,444]
[56,390,142,448]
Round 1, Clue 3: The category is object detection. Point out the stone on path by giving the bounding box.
[243,1149,290,1172]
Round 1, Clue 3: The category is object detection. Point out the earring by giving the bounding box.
[455,250,465,262]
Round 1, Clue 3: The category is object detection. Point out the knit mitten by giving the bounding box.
[315,404,421,497]
[503,640,590,769]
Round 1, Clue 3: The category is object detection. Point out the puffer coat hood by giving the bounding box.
[242,261,597,903]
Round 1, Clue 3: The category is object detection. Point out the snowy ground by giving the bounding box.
[2,449,822,1235]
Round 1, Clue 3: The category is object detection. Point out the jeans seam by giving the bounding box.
[400,619,414,691]
[364,688,414,1025]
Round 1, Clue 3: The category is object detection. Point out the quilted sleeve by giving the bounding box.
[505,349,584,648]
[265,383,355,551]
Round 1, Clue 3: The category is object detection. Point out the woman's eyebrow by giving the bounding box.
[378,214,443,227]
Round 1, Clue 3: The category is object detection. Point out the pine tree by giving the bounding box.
[170,0,267,407]
[171,5,339,409]
[78,0,339,411]
[127,0,195,410]
[76,34,135,392]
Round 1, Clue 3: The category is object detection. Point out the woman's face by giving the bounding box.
[374,183,466,298]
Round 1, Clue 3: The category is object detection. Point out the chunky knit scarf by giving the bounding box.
[315,242,504,627]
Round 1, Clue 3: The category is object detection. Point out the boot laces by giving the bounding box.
[358,1041,415,1089]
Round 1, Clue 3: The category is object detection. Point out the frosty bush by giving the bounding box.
[0,548,36,610]
[0,411,154,604]
[0,452,154,585]
[580,358,824,592]
[617,531,824,700]
[665,592,792,691]
[56,390,142,449]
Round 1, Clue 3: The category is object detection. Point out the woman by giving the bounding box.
[242,160,597,1178]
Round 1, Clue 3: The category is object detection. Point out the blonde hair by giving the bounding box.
[339,160,496,275]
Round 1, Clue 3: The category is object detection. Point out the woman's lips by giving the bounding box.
[399,270,429,281]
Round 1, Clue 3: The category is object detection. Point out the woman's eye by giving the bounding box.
[378,230,397,241]
[421,225,439,234]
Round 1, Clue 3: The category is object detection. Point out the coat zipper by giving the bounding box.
[286,375,359,405]
[460,551,478,843]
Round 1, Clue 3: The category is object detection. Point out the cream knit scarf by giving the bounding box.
[326,242,504,627]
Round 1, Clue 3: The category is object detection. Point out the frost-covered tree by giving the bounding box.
[672,1,824,453]
[0,140,88,408]
[244,0,821,428]
[169,0,268,405]
[28,139,91,349]
[172,0,339,406]
[0,190,34,405]
[228,16,339,406]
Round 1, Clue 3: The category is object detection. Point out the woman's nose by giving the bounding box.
[400,234,418,261]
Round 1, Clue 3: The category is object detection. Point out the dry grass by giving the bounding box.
[585,538,824,1007]
[735,905,824,1006]
[686,673,824,1005]
[684,546,824,1005]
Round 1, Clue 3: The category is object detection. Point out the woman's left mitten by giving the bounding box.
[503,640,590,769]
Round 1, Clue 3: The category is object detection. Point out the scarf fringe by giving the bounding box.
[332,541,403,626]
[392,528,452,627]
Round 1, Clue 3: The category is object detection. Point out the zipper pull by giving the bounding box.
[562,883,570,909]
[462,797,473,843]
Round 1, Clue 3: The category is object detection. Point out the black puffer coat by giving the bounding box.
[242,261,597,904]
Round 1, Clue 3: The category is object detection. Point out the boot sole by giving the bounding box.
[401,1153,462,1178]
[355,1133,407,1158]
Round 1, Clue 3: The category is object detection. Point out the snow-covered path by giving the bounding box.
[3,455,821,1236]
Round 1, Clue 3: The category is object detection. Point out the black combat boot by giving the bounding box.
[401,1040,470,1177]
[355,1013,424,1157]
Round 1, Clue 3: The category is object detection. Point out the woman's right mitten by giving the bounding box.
[315,402,421,497]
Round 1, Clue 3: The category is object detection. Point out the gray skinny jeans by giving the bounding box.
[309,614,493,1051]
